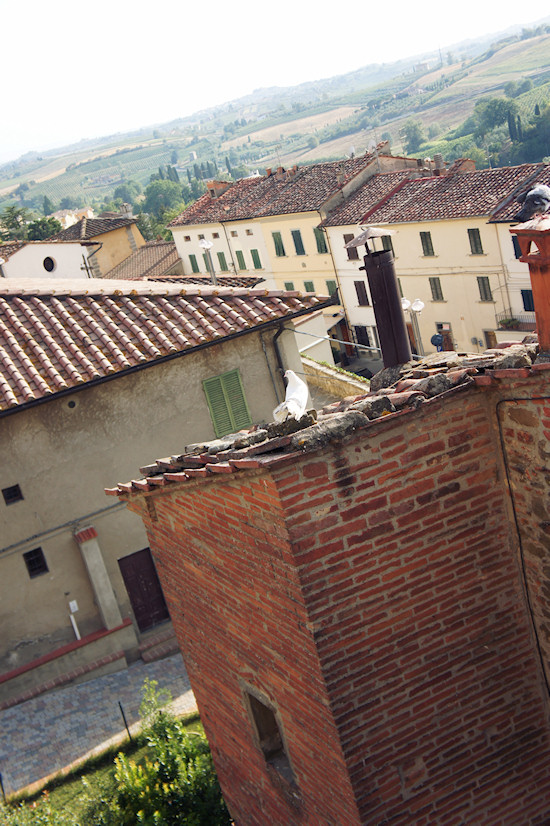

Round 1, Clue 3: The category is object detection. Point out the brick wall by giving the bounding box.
[131,371,550,825]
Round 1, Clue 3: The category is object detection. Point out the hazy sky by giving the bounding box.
[1,0,549,164]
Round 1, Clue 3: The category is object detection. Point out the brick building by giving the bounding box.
[108,224,550,824]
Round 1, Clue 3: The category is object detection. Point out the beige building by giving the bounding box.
[0,278,332,706]
[50,215,146,277]
[169,148,426,357]
[324,161,550,354]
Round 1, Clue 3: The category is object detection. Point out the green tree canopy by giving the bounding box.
[402,119,425,153]
[27,216,62,240]
[143,180,184,218]
[0,205,31,240]
[113,180,142,205]
[473,97,517,138]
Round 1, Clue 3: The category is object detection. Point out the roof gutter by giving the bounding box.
[0,298,336,420]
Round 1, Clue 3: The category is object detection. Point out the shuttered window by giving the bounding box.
[477,276,493,302]
[292,229,306,255]
[429,276,444,301]
[251,249,262,269]
[272,232,286,256]
[420,231,434,256]
[314,227,328,253]
[235,250,246,270]
[326,280,338,296]
[203,369,252,437]
[217,251,228,271]
[189,254,200,273]
[354,280,369,306]
[468,228,484,255]
[344,233,359,261]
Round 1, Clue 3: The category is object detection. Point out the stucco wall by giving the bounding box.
[3,243,86,279]
[0,327,288,674]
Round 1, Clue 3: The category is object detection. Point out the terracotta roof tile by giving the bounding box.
[103,240,182,280]
[364,164,545,224]
[107,343,540,499]
[169,152,383,226]
[50,216,137,241]
[322,171,413,226]
[0,278,334,412]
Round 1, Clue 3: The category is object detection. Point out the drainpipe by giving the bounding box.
[222,223,238,275]
[86,242,103,277]
[272,323,287,384]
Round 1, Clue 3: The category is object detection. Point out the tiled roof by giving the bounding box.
[0,241,26,261]
[169,152,384,226]
[49,216,137,241]
[322,171,413,226]
[155,275,266,288]
[103,240,182,280]
[0,279,334,412]
[106,344,541,498]
[364,164,545,224]
[490,165,550,222]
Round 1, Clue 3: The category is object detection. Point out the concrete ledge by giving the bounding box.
[302,357,370,401]
[0,620,137,707]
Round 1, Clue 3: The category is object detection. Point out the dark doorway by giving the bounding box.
[118,548,170,632]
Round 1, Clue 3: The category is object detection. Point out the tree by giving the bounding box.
[171,148,179,164]
[27,216,62,240]
[0,205,31,240]
[507,111,518,141]
[43,195,56,216]
[402,119,425,153]
[473,97,517,138]
[143,179,184,218]
[114,180,142,205]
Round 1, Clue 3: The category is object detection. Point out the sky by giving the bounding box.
[1,0,550,165]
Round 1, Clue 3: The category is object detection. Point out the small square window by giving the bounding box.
[2,484,23,505]
[246,229,253,236]
[230,230,238,237]
[198,234,205,240]
[184,235,191,242]
[23,547,49,578]
[212,232,220,239]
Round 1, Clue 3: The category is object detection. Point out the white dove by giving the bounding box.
[273,370,309,423]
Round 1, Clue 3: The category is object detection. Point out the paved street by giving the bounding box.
[0,653,196,795]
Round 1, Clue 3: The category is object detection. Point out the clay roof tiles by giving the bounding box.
[0,278,333,412]
[169,153,380,226]
[103,240,182,280]
[50,216,137,241]
[364,164,545,224]
[322,170,413,226]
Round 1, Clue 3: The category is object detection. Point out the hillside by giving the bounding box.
[1,22,549,218]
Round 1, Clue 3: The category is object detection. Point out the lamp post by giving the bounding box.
[402,298,425,356]
[198,239,217,285]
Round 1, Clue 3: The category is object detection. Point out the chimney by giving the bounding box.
[207,180,232,199]
[265,168,272,177]
[511,218,550,360]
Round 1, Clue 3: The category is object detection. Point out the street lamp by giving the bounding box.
[402,298,425,356]
[198,239,217,285]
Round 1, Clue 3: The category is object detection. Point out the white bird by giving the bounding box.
[273,370,309,423]
[514,183,550,222]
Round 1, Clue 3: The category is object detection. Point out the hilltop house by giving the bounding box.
[0,278,334,707]
[0,239,97,279]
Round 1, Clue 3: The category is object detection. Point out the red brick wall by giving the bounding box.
[133,373,550,825]
[138,476,363,825]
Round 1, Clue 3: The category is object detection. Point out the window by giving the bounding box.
[272,231,286,257]
[326,280,338,296]
[512,236,522,259]
[43,257,56,272]
[203,369,252,438]
[314,227,328,253]
[355,326,371,346]
[198,234,205,240]
[420,231,434,256]
[344,233,359,261]
[189,254,199,273]
[202,253,211,273]
[235,250,246,270]
[245,691,293,783]
[23,547,49,578]
[217,251,228,271]
[477,276,493,302]
[468,228,484,255]
[284,281,295,290]
[230,230,238,237]
[291,229,305,255]
[250,249,262,269]
[354,280,369,306]
[184,235,191,242]
[382,235,394,254]
[2,484,23,505]
[304,281,315,292]
[246,229,253,236]
[212,232,220,239]
[429,276,444,301]
[522,289,535,311]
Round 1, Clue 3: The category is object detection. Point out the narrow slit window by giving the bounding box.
[245,692,294,784]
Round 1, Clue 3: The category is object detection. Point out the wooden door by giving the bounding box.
[118,548,170,632]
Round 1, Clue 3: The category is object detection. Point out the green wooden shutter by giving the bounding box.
[203,369,252,437]
[314,227,328,253]
[291,229,305,255]
[189,254,199,273]
[235,250,246,270]
[272,232,286,256]
[251,249,262,269]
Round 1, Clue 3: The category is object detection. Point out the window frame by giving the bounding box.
[477,276,493,302]
[344,233,359,261]
[304,280,315,292]
[23,547,49,579]
[420,231,435,257]
[284,281,295,291]
[429,276,444,301]
[272,231,286,257]
[203,369,252,438]
[468,228,484,255]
